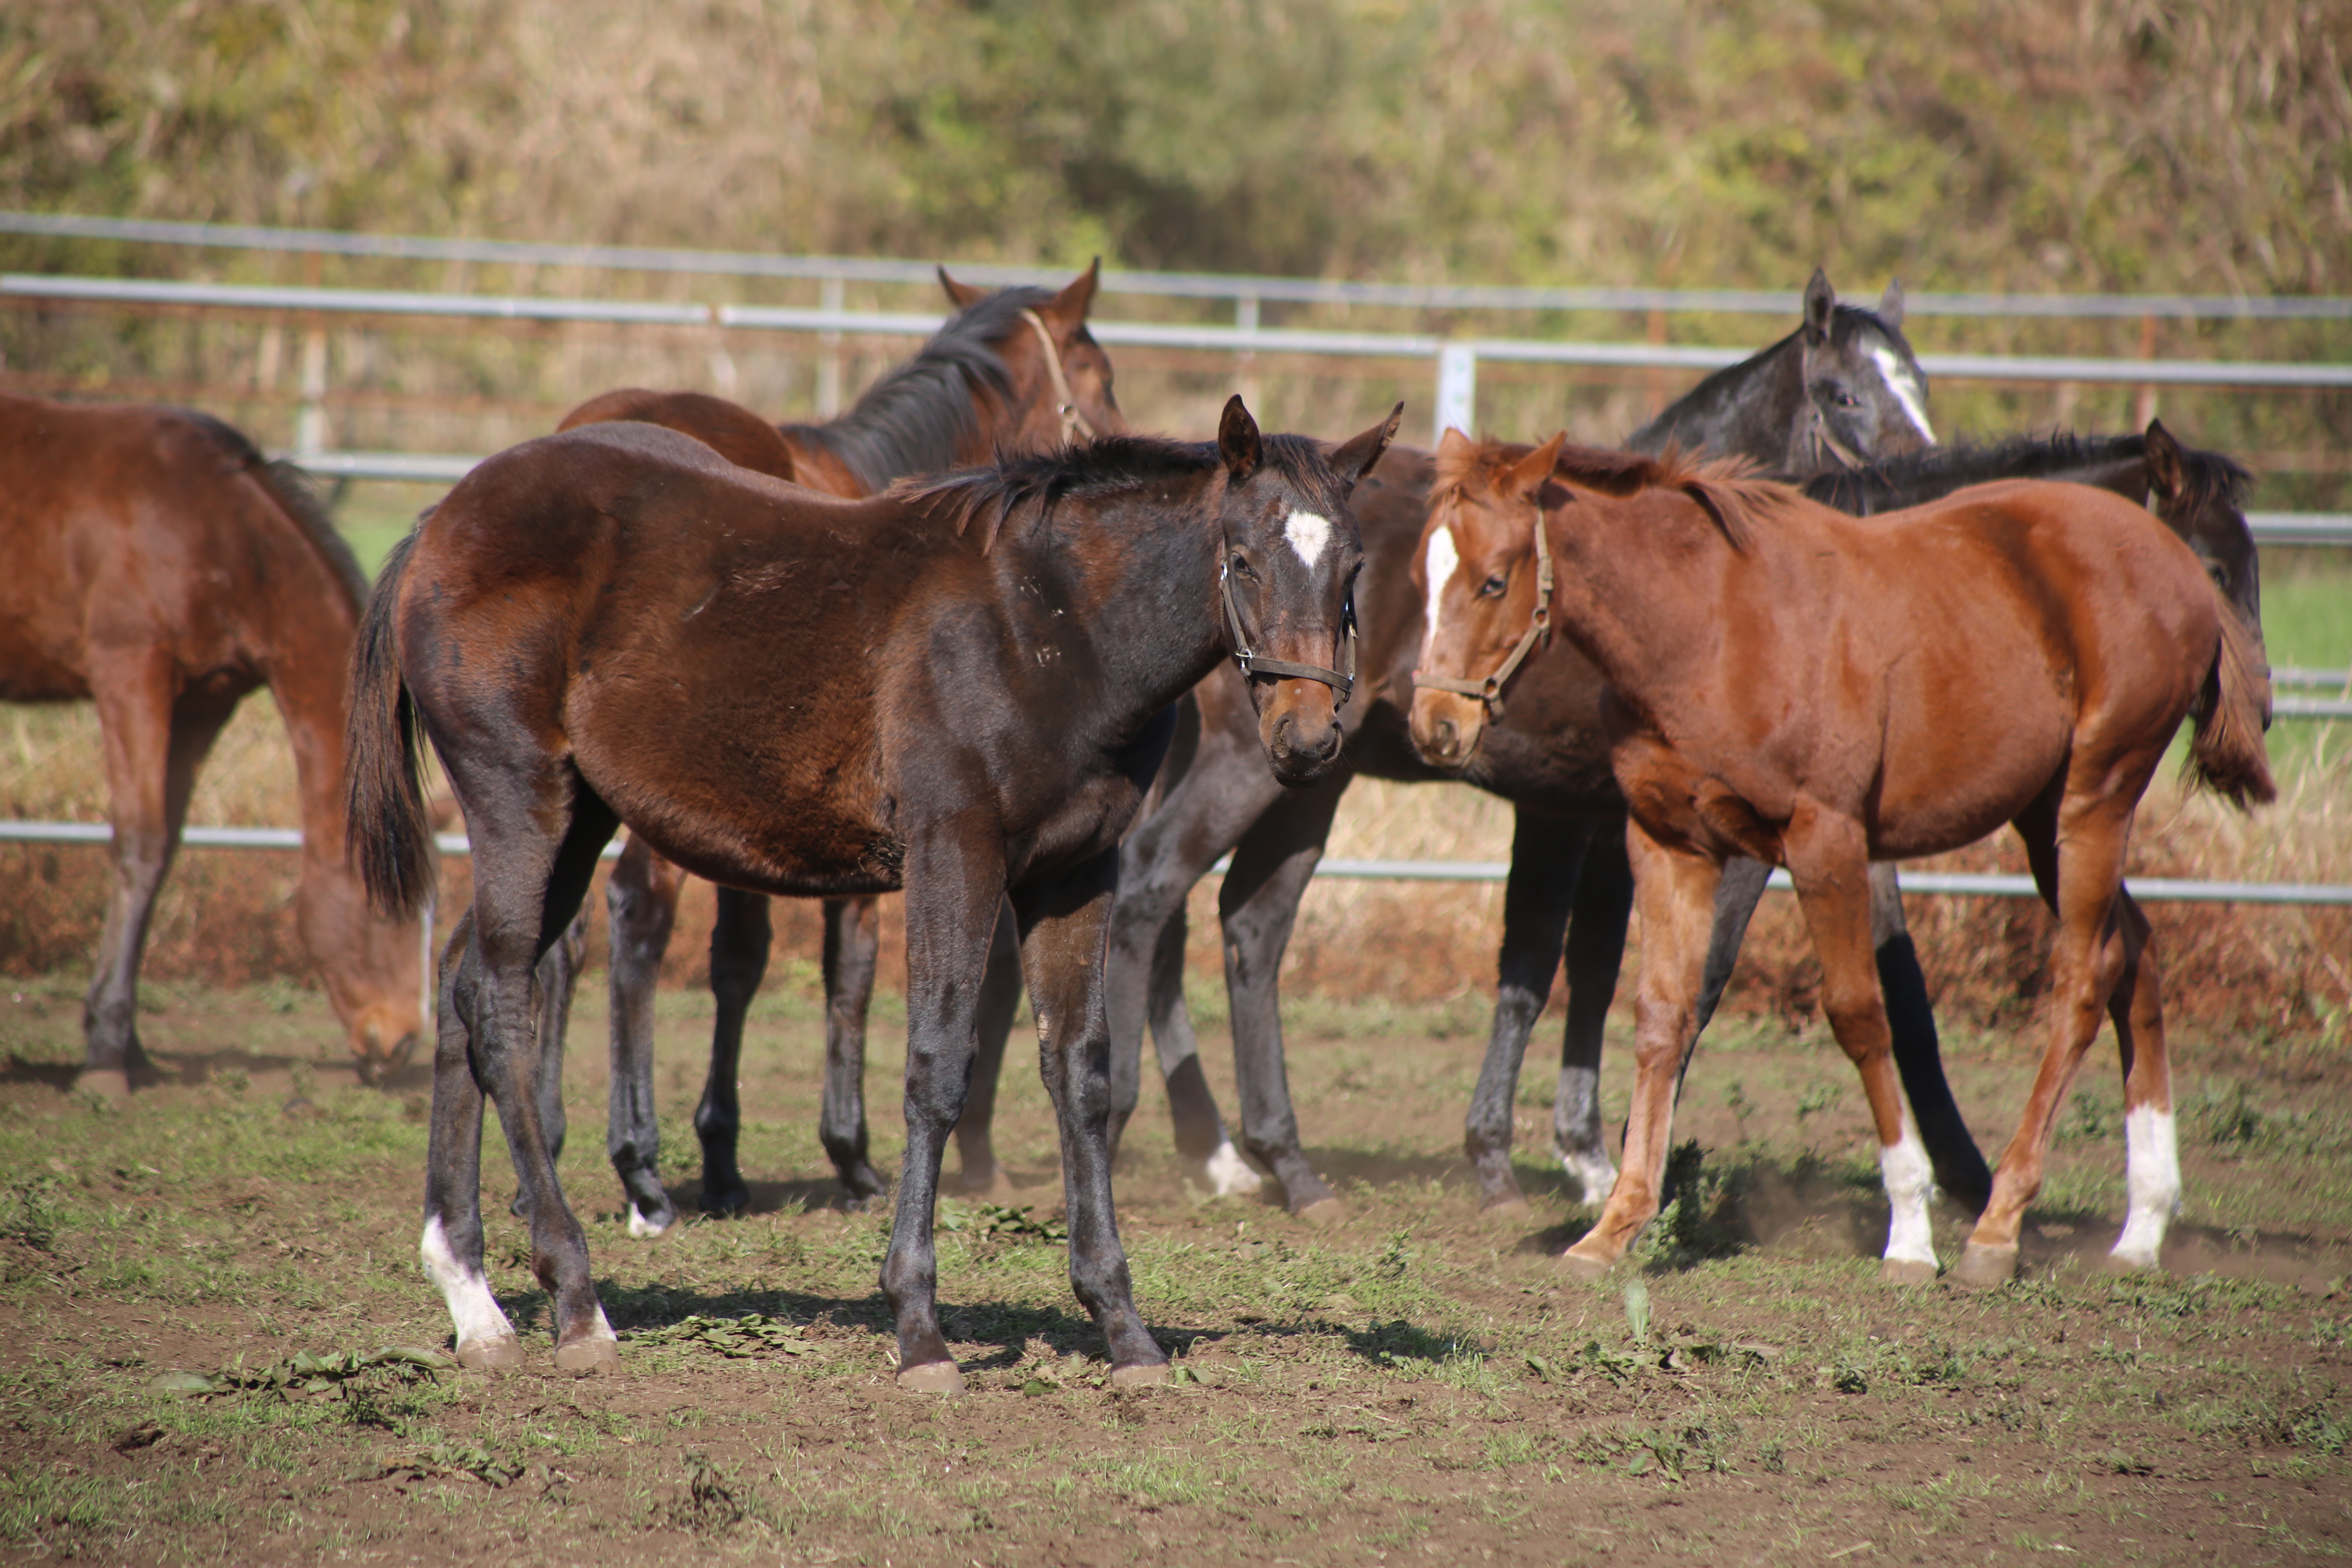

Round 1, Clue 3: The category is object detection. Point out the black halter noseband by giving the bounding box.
[1219,560,1357,706]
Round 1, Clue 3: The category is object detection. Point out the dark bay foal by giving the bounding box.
[345,400,1397,1385]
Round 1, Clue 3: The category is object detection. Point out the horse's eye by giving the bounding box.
[1229,552,1257,580]
[1480,574,1508,598]
[1833,388,1860,410]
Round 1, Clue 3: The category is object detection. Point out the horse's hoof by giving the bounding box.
[1950,1243,2019,1290]
[1880,1257,1938,1287]
[896,1360,964,1395]
[1294,1197,1349,1226]
[950,1166,1018,1202]
[1559,1246,1615,1281]
[1109,1361,1170,1388]
[1201,1142,1264,1197]
[1481,1195,1534,1222]
[626,1204,674,1240]
[552,1336,621,1374]
[2101,1247,2160,1276]
[72,1069,132,1104]
[456,1336,526,1372]
[699,1185,751,1217]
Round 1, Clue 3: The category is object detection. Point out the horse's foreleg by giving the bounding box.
[1219,778,1349,1219]
[1144,908,1256,1188]
[884,846,1006,1392]
[1867,864,1992,1212]
[1463,811,1588,1212]
[79,673,236,1096]
[1674,856,1774,1094]
[819,894,887,1203]
[1563,822,1721,1276]
[1957,794,2146,1287]
[2105,891,2177,1272]
[949,895,1022,1197]
[1782,812,1939,1285]
[605,835,682,1237]
[1017,848,1167,1382]
[1554,818,1634,1204]
[421,914,523,1369]
[697,887,771,1214]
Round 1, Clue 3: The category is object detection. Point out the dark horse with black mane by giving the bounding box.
[345,399,1397,1386]
[1090,270,1949,1218]
[537,265,1122,1238]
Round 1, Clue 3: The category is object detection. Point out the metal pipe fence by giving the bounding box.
[0,821,2345,906]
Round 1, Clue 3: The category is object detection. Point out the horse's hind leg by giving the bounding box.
[1463,811,1588,1212]
[511,908,586,1220]
[697,887,772,1214]
[421,911,524,1370]
[78,668,238,1097]
[950,895,1023,1198]
[1955,791,2141,1287]
[605,835,683,1236]
[2104,891,2178,1272]
[819,894,887,1203]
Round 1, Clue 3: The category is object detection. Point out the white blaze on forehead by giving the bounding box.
[1419,524,1460,663]
[1284,508,1333,569]
[1869,344,1936,442]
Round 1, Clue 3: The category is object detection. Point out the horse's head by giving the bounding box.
[940,260,1127,451]
[1407,430,1566,769]
[2144,418,2266,665]
[1212,395,1399,785]
[300,864,426,1086]
[1795,269,1936,472]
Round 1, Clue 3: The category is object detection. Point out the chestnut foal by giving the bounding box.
[1411,437,2272,1283]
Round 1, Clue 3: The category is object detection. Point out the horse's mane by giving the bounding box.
[1435,436,1787,552]
[790,284,1058,492]
[182,409,371,611]
[903,432,1329,555]
[1802,431,2254,517]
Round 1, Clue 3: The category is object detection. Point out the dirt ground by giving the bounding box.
[4,974,2351,1566]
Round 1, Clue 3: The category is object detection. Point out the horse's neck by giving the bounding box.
[1043,494,1228,722]
[1628,332,1806,468]
[257,598,370,862]
[1543,507,1724,708]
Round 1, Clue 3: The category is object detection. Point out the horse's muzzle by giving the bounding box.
[1260,677,1345,785]
[1408,688,1486,771]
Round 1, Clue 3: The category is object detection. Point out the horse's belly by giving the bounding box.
[1871,700,2071,859]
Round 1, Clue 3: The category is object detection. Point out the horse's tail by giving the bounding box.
[2183,595,2277,810]
[343,528,437,917]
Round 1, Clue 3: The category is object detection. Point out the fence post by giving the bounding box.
[1235,293,1260,411]
[294,320,329,455]
[2133,311,2159,429]
[1435,342,1477,442]
[816,276,845,418]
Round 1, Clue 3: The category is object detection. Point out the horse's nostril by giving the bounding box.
[1436,718,1458,756]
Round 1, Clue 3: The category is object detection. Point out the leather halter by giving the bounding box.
[1414,491,1553,716]
[1017,309,1098,445]
[1220,559,1357,706]
[1803,399,1870,472]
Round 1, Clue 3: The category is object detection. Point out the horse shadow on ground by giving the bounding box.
[1,1047,434,1096]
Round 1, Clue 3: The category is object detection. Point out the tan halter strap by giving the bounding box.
[1415,492,1553,717]
[1220,561,1357,707]
[1018,308,1098,445]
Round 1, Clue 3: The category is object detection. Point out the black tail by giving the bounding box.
[343,529,437,916]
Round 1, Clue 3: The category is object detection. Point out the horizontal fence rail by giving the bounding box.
[2,822,2345,905]
[9,210,2352,321]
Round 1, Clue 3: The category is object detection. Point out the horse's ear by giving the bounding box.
[1330,401,1405,487]
[2144,418,2186,501]
[1802,267,1836,346]
[1045,258,1102,327]
[1508,432,1568,497]
[1436,426,1476,462]
[1877,278,1906,330]
[937,265,989,310]
[1218,395,1262,481]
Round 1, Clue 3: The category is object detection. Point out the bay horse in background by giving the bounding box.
[346,400,1397,1383]
[0,392,424,1094]
[1410,441,2273,1283]
[1091,270,1954,1218]
[539,263,1122,1236]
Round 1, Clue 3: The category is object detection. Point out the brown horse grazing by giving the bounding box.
[0,392,425,1094]
[346,400,1396,1382]
[1411,439,2272,1284]
[542,264,1123,1235]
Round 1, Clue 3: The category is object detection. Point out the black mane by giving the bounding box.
[1803,430,2254,516]
[790,285,1057,492]
[904,432,1331,553]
